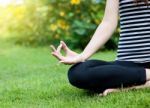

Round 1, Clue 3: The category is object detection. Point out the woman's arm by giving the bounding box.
[51,0,119,64]
[81,0,119,60]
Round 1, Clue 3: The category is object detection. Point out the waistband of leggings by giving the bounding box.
[114,60,150,68]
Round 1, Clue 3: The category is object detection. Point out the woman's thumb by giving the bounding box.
[61,41,68,51]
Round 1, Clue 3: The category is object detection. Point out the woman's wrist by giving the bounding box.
[79,52,89,62]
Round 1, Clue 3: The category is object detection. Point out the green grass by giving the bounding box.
[0,40,150,108]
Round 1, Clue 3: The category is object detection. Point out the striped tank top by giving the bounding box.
[116,0,150,63]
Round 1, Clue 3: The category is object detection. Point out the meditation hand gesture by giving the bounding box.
[50,41,85,65]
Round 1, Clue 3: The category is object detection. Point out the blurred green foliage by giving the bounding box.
[0,0,119,49]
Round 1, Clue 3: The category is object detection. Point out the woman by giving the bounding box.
[51,0,150,96]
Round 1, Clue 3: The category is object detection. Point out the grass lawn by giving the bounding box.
[0,40,150,108]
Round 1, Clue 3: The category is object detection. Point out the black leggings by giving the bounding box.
[67,59,147,92]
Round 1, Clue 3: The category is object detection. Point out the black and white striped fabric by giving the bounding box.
[116,0,150,63]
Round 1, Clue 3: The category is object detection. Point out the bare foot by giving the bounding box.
[146,68,150,81]
[99,80,150,96]
[99,88,119,96]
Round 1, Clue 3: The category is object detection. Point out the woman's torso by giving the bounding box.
[116,0,150,64]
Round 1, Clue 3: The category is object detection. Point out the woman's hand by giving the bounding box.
[50,41,85,65]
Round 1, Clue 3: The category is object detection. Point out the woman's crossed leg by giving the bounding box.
[68,59,150,96]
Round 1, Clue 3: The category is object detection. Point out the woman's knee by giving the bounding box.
[67,61,89,87]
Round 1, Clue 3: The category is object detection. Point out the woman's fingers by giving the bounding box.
[60,41,72,56]
[59,60,75,65]
[51,43,68,62]
[61,41,71,52]
[50,45,56,52]
[52,52,64,61]
[61,41,67,50]
[59,57,76,65]
[61,41,78,56]
[50,43,63,55]
[50,41,78,64]
[56,43,63,54]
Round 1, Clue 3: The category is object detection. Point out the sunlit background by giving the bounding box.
[0,0,24,6]
[0,0,119,49]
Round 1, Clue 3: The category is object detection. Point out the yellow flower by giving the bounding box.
[57,20,69,30]
[50,24,58,31]
[70,0,80,5]
[59,11,65,17]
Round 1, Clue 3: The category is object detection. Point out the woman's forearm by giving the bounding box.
[81,21,118,60]
[79,0,119,60]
